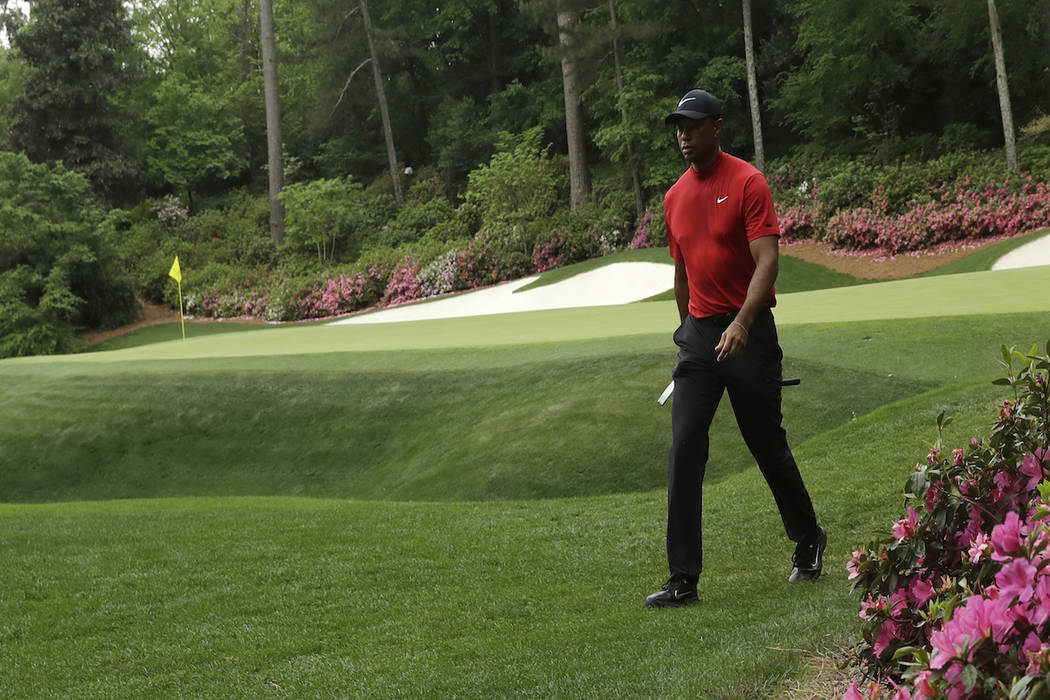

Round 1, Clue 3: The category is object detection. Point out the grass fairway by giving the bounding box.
[2,257,1050,696]
[0,380,1009,698]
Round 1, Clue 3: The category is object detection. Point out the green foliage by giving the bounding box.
[279,177,368,263]
[0,152,138,357]
[182,190,273,268]
[0,48,28,150]
[381,175,456,246]
[465,127,566,252]
[143,74,248,201]
[589,64,682,192]
[426,96,496,192]
[8,0,139,203]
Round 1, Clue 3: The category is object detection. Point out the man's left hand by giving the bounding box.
[715,323,748,362]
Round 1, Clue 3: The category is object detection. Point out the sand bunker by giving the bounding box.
[329,261,674,325]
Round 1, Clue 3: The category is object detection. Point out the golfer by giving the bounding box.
[646,89,825,608]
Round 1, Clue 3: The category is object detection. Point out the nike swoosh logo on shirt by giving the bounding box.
[717,196,728,204]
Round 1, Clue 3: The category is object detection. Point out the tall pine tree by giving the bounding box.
[9,0,138,204]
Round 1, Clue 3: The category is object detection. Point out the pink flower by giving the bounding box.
[1032,575,1050,625]
[927,447,941,466]
[847,550,866,580]
[924,482,942,512]
[843,682,866,700]
[1001,399,1014,419]
[951,448,965,466]
[990,511,1028,561]
[1024,631,1050,674]
[956,508,983,549]
[893,506,920,541]
[930,595,1011,669]
[874,619,901,656]
[889,679,912,700]
[908,577,936,607]
[1021,453,1045,491]
[912,670,936,699]
[995,557,1037,603]
[967,532,991,563]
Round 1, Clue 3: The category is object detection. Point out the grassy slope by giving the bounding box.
[0,379,1008,698]
[2,239,1050,697]
[915,228,1050,277]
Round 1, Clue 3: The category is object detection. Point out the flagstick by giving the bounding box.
[177,280,186,344]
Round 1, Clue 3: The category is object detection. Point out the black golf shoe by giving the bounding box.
[645,575,698,607]
[789,525,827,582]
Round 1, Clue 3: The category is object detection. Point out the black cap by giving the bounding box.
[665,89,722,124]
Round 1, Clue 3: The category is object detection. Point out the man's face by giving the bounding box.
[675,117,722,170]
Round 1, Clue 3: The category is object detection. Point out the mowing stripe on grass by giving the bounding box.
[3,266,1048,366]
[776,264,1050,323]
[0,379,1011,698]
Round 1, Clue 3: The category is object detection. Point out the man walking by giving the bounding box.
[645,89,825,608]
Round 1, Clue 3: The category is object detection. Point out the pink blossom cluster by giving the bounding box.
[184,287,272,319]
[821,177,1050,254]
[294,266,387,318]
[630,211,656,249]
[848,483,1050,699]
[846,351,1050,700]
[381,257,422,307]
[779,204,822,242]
[532,237,566,273]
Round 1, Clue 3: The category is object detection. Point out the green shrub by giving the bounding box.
[280,176,368,263]
[465,127,566,244]
[426,202,481,244]
[0,151,138,357]
[383,195,454,247]
[181,190,273,267]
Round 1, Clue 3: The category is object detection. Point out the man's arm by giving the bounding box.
[714,234,778,361]
[674,258,690,323]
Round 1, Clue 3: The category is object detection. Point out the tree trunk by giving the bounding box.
[608,0,643,220]
[487,11,500,95]
[987,0,1017,170]
[557,8,590,210]
[259,0,285,245]
[742,0,765,171]
[360,0,403,204]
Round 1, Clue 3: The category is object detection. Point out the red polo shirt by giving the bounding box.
[665,151,780,318]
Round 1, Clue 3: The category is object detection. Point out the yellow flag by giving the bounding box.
[168,256,182,283]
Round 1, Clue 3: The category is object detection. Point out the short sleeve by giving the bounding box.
[665,194,683,261]
[742,173,780,241]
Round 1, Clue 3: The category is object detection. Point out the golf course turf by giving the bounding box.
[2,246,1049,697]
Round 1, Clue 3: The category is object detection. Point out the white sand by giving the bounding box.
[328,232,1050,326]
[991,231,1050,270]
[328,261,674,325]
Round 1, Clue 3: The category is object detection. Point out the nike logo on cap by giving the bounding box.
[678,97,691,108]
[717,196,728,203]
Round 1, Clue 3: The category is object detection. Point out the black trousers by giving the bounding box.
[667,308,818,580]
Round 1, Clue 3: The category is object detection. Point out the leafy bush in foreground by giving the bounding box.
[0,151,138,358]
[847,343,1050,699]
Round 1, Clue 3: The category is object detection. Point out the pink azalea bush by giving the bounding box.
[294,266,389,318]
[629,211,657,249]
[381,256,422,307]
[846,343,1050,699]
[783,174,1050,255]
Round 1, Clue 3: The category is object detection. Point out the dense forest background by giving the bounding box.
[1,0,1049,357]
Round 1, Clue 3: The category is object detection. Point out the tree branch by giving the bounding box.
[329,58,372,119]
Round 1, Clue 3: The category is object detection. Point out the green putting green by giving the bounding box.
[3,265,1048,366]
